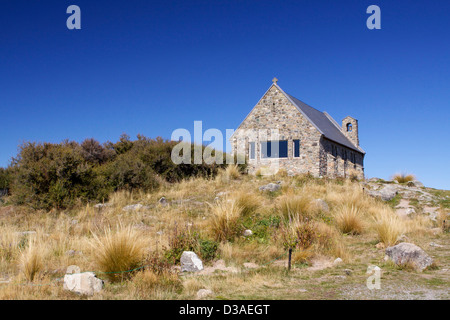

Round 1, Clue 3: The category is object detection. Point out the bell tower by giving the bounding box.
[342,116,359,147]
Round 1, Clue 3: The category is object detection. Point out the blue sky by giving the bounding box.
[0,0,449,189]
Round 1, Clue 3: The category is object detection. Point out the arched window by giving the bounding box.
[346,123,353,132]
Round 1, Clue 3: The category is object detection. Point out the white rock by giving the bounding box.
[243,229,253,237]
[94,203,111,209]
[180,251,203,272]
[259,183,281,192]
[122,204,149,212]
[63,267,103,296]
[333,258,343,266]
[429,242,443,248]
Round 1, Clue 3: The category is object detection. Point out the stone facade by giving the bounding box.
[231,82,365,179]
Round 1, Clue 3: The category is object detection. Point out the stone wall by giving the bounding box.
[232,85,322,176]
[320,138,364,179]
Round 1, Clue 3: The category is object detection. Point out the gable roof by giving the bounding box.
[283,91,365,154]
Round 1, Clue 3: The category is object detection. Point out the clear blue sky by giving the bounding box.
[0,0,449,189]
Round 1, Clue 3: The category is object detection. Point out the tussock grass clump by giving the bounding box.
[208,199,243,242]
[334,205,364,235]
[90,224,148,282]
[277,195,317,220]
[233,192,262,217]
[19,239,44,282]
[373,209,405,247]
[392,172,416,183]
[221,165,241,181]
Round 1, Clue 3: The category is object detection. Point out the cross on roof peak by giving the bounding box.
[272,77,278,84]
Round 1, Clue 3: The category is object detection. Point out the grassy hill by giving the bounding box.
[0,167,448,299]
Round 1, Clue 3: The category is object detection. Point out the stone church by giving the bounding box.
[230,79,365,178]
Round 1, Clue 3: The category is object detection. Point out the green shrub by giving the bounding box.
[198,239,219,261]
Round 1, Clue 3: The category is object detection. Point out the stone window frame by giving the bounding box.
[249,142,256,160]
[293,139,300,158]
[260,140,289,159]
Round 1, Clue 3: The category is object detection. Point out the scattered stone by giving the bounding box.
[243,229,253,237]
[333,258,343,266]
[314,199,329,212]
[368,177,380,182]
[94,203,111,209]
[196,289,213,299]
[344,269,353,276]
[158,197,168,206]
[429,242,443,248]
[180,251,203,272]
[216,192,229,197]
[70,219,78,225]
[63,267,103,296]
[385,243,433,271]
[156,231,164,236]
[122,204,149,212]
[259,183,281,192]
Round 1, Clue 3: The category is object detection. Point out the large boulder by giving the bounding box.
[407,180,424,188]
[180,251,203,272]
[367,185,398,201]
[385,243,433,271]
[259,183,281,192]
[63,268,103,296]
[314,199,329,212]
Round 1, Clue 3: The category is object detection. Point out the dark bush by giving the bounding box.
[6,134,243,210]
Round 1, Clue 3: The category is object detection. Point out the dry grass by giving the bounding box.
[372,208,405,246]
[392,172,416,183]
[217,165,241,182]
[277,194,317,220]
[0,172,447,300]
[90,224,149,282]
[208,199,243,242]
[19,238,45,282]
[334,205,365,235]
[233,192,262,217]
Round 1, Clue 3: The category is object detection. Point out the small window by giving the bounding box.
[293,139,300,158]
[249,142,255,160]
[346,123,353,132]
[261,141,288,159]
